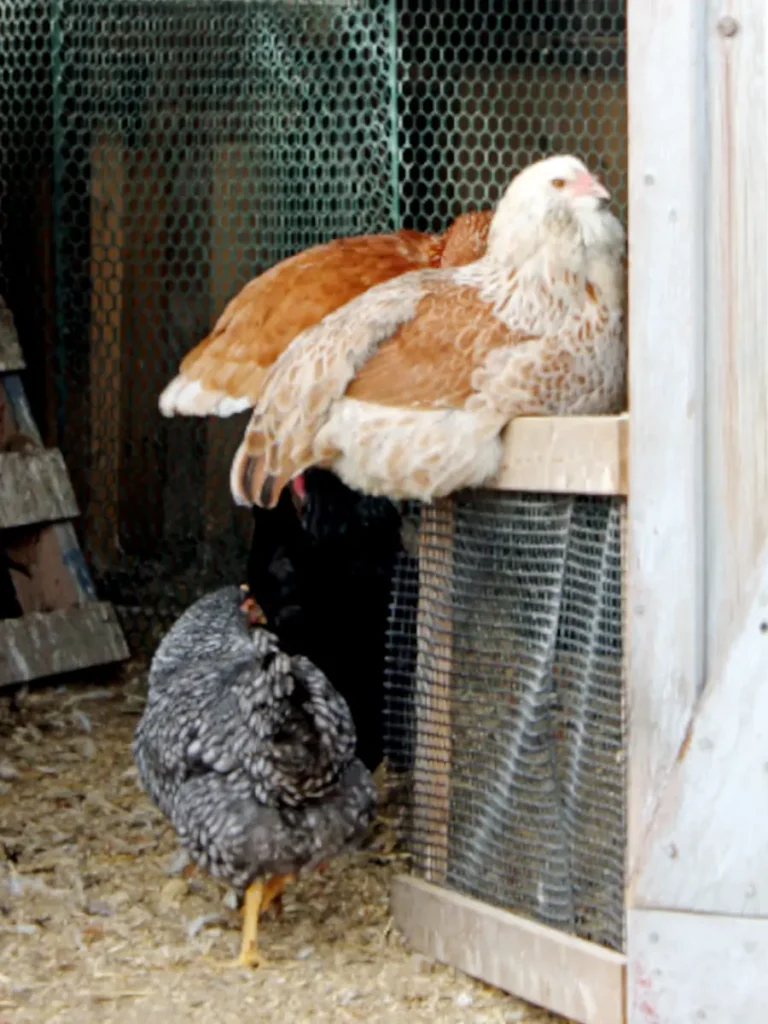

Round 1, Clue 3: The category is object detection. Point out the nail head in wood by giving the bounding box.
[717,15,739,37]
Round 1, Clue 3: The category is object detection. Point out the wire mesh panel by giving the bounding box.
[397,0,627,231]
[0,0,626,650]
[46,0,399,645]
[384,491,626,952]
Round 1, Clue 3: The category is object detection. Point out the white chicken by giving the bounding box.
[230,154,626,508]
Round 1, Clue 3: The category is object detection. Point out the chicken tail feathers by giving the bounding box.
[159,373,252,418]
[230,437,296,510]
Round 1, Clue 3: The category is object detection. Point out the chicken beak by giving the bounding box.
[573,169,610,202]
[238,585,266,626]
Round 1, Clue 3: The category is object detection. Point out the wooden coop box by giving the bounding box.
[384,4,768,1023]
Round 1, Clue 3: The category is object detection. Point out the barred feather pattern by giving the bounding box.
[133,586,377,892]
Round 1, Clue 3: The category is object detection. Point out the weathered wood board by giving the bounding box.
[393,876,626,1024]
[631,538,768,915]
[0,303,130,684]
[0,450,80,529]
[626,0,707,875]
[0,295,24,372]
[0,603,128,687]
[628,908,768,1024]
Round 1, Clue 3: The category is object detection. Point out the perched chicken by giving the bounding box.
[158,210,492,419]
[231,154,627,508]
[133,585,377,968]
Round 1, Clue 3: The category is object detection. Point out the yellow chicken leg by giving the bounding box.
[234,880,266,968]
[231,874,294,968]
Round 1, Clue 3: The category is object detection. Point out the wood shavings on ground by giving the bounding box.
[0,667,569,1024]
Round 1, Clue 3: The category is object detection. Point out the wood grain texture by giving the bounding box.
[0,295,24,372]
[4,525,81,615]
[628,908,768,1024]
[412,501,454,884]
[0,603,129,687]
[493,413,627,495]
[626,0,707,876]
[631,536,768,914]
[0,450,80,529]
[2,373,99,605]
[704,0,768,668]
[393,875,626,1024]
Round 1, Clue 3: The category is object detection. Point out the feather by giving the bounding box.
[159,213,492,419]
[232,154,626,506]
[133,586,377,894]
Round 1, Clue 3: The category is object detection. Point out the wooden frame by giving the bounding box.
[394,876,626,1024]
[395,411,629,1023]
[395,3,768,1017]
[626,1,767,1020]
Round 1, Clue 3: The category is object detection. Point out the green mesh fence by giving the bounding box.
[0,0,626,650]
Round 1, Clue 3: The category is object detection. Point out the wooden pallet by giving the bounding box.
[0,295,129,687]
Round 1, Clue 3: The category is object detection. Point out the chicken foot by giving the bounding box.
[232,873,295,968]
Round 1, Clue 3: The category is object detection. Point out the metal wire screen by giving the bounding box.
[384,492,626,952]
[0,0,626,648]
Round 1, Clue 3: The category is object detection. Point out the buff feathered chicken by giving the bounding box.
[158,210,492,419]
[230,154,627,508]
[133,585,377,968]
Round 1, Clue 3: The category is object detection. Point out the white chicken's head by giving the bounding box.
[488,154,616,265]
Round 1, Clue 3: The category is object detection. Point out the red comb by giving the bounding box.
[290,473,306,502]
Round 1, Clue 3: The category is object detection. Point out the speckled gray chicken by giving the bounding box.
[133,585,377,967]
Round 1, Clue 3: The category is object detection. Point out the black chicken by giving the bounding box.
[246,468,408,772]
[133,585,377,967]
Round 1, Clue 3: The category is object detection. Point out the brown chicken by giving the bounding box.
[232,155,627,508]
[158,210,492,418]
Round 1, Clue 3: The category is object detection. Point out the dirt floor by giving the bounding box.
[0,665,568,1024]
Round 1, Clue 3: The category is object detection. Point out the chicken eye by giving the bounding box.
[551,178,566,189]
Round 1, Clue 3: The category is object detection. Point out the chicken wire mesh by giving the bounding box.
[384,492,626,952]
[0,0,626,650]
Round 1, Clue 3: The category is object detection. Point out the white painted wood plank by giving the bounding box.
[0,449,80,528]
[393,875,626,1024]
[626,0,707,875]
[628,908,768,1023]
[704,1,768,668]
[631,537,768,914]
[493,414,627,496]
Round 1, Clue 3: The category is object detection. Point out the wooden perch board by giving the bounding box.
[492,413,628,496]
